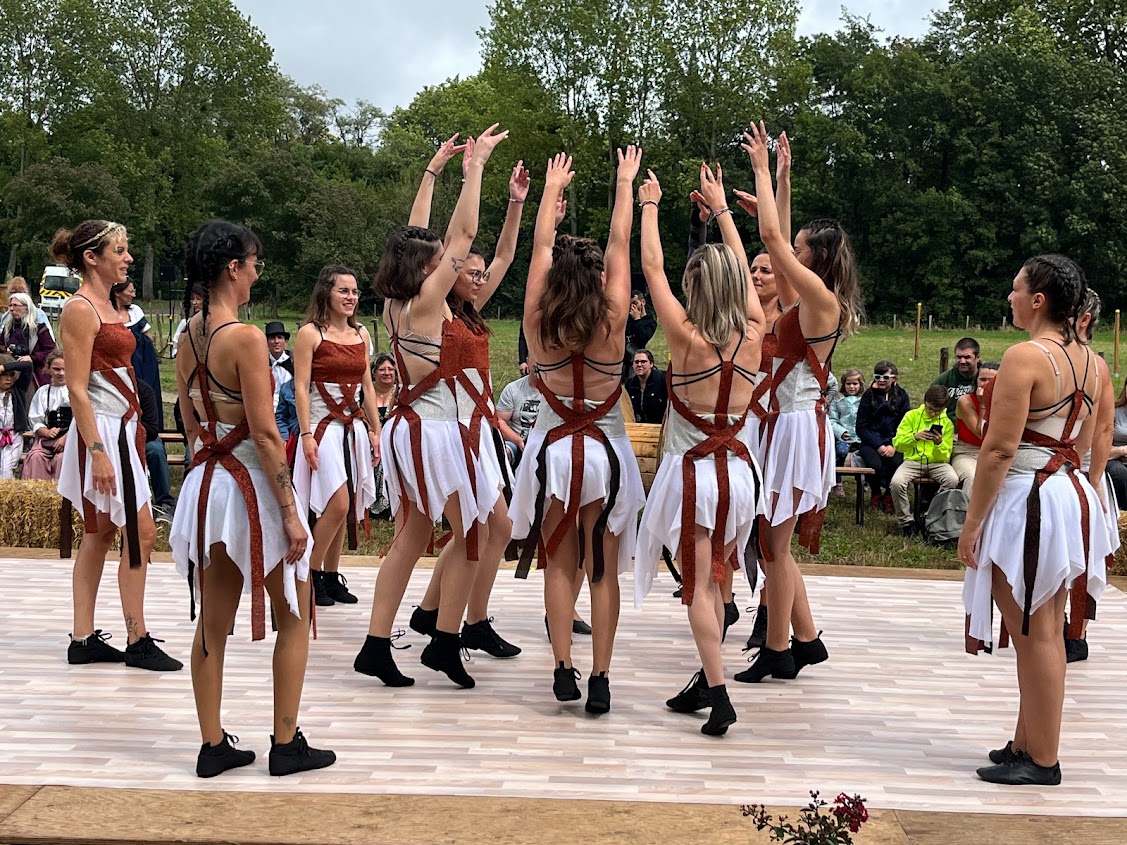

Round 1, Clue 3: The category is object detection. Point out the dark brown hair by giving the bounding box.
[1021,254,1087,344]
[447,247,490,336]
[373,226,442,301]
[537,235,609,351]
[305,264,360,331]
[799,219,862,339]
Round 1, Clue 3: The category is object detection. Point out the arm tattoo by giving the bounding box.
[90,442,106,453]
[450,256,466,273]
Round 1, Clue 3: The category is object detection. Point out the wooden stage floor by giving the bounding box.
[1,556,1126,843]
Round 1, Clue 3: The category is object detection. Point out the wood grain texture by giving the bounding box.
[0,558,1125,820]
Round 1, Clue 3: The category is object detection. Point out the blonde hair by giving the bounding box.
[682,243,749,351]
[800,219,863,340]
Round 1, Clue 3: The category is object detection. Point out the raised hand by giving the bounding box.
[638,169,662,206]
[509,160,531,203]
[689,189,711,222]
[461,136,477,179]
[617,145,643,184]
[741,121,771,174]
[554,196,568,227]
[470,123,509,166]
[733,189,759,217]
[544,153,575,190]
[430,133,467,174]
[776,131,792,183]
[699,162,727,212]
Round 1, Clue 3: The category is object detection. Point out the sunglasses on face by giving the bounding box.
[873,374,895,381]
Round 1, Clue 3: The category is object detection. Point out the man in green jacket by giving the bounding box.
[890,384,959,536]
[931,336,980,421]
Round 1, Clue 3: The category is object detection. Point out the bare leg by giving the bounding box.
[418,546,447,612]
[435,495,473,634]
[572,566,586,623]
[190,547,244,746]
[309,486,348,573]
[467,500,512,624]
[582,502,621,675]
[71,514,118,638]
[268,562,312,745]
[321,520,346,574]
[761,507,817,650]
[992,566,1067,767]
[366,499,436,637]
[688,529,733,686]
[543,499,578,667]
[721,567,734,604]
[118,506,159,644]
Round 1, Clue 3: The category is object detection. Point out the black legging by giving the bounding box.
[1105,460,1127,510]
[857,444,903,495]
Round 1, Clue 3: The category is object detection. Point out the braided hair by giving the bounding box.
[1021,254,1087,344]
[538,235,610,351]
[49,220,127,273]
[184,219,263,334]
[374,226,442,301]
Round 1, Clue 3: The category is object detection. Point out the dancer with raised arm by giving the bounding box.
[634,165,766,735]
[408,152,530,659]
[171,220,334,778]
[52,221,181,671]
[961,255,1110,785]
[292,265,382,607]
[509,148,646,714]
[735,124,862,684]
[354,125,508,689]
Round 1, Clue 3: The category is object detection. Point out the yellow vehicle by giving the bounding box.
[39,265,82,319]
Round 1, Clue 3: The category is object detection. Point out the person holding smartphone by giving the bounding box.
[889,384,958,536]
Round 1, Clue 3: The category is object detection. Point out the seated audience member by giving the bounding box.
[2,277,54,339]
[932,336,980,421]
[0,353,31,478]
[1107,381,1127,509]
[951,361,999,501]
[626,348,668,424]
[623,290,658,376]
[2,292,56,392]
[136,380,176,523]
[22,350,70,481]
[855,360,911,511]
[830,367,863,466]
[890,384,958,536]
[496,362,541,467]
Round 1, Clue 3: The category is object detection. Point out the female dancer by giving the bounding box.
[960,255,1110,785]
[52,221,180,670]
[354,125,508,688]
[736,123,862,683]
[407,154,529,659]
[509,148,647,713]
[370,352,397,519]
[171,220,333,777]
[634,166,766,735]
[292,265,382,607]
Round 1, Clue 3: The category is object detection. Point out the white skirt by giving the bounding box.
[509,430,646,575]
[381,415,505,532]
[634,452,764,607]
[171,460,311,621]
[963,471,1111,647]
[759,409,834,525]
[1097,471,1122,558]
[293,420,377,524]
[57,414,150,527]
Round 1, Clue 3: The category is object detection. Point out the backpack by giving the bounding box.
[923,487,969,546]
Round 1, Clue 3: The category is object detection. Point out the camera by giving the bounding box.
[47,406,73,431]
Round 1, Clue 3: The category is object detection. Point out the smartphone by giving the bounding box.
[929,424,943,436]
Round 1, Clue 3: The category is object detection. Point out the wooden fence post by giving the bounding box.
[914,303,922,360]
[1115,310,1121,377]
[939,347,949,374]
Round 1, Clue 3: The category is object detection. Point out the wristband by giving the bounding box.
[640,200,659,210]
[713,206,732,219]
[509,199,524,204]
[425,168,439,178]
[300,432,313,438]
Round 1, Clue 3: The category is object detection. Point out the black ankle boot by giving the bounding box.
[791,634,828,675]
[553,662,581,701]
[745,605,768,651]
[322,571,358,604]
[268,728,336,776]
[312,571,335,607]
[988,740,1019,765]
[722,601,740,643]
[666,669,709,713]
[585,672,611,714]
[976,751,1062,786]
[1065,637,1089,663]
[461,618,521,658]
[353,635,415,686]
[421,630,475,688]
[733,646,796,683]
[701,684,737,736]
[410,606,438,637]
[196,731,256,778]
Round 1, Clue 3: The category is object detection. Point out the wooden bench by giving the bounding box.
[910,476,939,528]
[837,465,876,526]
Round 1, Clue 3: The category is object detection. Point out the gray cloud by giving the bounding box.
[234,1,950,112]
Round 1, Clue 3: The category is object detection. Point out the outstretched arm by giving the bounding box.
[639,171,689,345]
[478,161,530,309]
[698,163,766,335]
[408,134,466,228]
[524,154,574,327]
[605,146,642,318]
[773,132,795,308]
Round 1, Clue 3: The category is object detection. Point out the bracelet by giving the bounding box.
[640,200,659,210]
[509,199,524,204]
[425,168,439,178]
[713,206,732,219]
[300,432,313,438]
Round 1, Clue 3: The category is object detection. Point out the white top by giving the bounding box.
[171,318,189,358]
[270,351,294,411]
[124,304,148,331]
[28,383,70,432]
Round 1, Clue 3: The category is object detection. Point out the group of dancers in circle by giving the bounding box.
[52,121,1109,788]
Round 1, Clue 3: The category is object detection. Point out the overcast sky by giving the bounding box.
[233,1,950,114]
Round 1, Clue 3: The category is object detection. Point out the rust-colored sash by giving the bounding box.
[312,379,364,550]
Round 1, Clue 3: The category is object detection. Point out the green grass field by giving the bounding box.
[146,307,1126,570]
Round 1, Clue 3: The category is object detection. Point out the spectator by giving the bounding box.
[265,321,294,410]
[517,325,530,376]
[496,362,541,467]
[625,348,668,424]
[0,352,31,477]
[369,352,397,518]
[855,360,911,511]
[22,349,70,481]
[823,370,841,405]
[1108,381,1127,509]
[952,361,999,500]
[890,384,958,536]
[623,290,657,377]
[2,292,56,392]
[830,367,864,470]
[114,281,163,430]
[2,277,54,339]
[135,379,176,523]
[932,336,980,421]
[171,284,203,358]
[275,377,299,440]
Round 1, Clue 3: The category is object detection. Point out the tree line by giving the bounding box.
[2,0,1124,324]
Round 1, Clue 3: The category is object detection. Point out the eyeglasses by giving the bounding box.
[873,374,894,381]
[244,259,265,274]
[465,270,485,282]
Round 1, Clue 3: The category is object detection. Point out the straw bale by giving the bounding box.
[0,479,84,549]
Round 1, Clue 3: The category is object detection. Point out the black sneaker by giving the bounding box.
[124,634,183,672]
[312,571,335,607]
[410,606,438,637]
[585,672,610,715]
[666,669,709,713]
[268,728,336,776]
[196,732,255,778]
[745,605,768,651]
[722,601,739,642]
[988,740,1019,765]
[1065,638,1089,663]
[572,618,593,636]
[323,571,358,604]
[68,630,125,665]
[553,662,582,702]
[976,751,1062,786]
[461,618,521,658]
